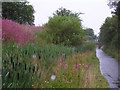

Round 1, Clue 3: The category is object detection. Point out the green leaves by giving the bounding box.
[84,28,96,42]
[53,7,83,18]
[2,2,35,25]
[99,16,119,48]
[44,16,84,46]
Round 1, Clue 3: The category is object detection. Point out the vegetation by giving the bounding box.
[2,40,109,88]
[84,28,97,42]
[34,49,109,88]
[53,7,83,18]
[99,17,118,48]
[2,2,35,25]
[99,16,120,60]
[2,43,74,88]
[2,3,108,88]
[108,0,120,20]
[44,16,84,46]
[99,1,120,61]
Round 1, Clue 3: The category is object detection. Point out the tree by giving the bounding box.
[44,16,84,46]
[108,0,120,20]
[2,1,35,25]
[116,1,120,20]
[99,17,119,48]
[53,7,83,18]
[84,28,96,41]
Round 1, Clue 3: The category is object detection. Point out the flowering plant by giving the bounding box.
[1,19,35,45]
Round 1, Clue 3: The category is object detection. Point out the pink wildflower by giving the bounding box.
[64,64,68,69]
[0,38,5,41]
[2,19,35,45]
[89,65,92,69]
[74,64,79,71]
[59,58,64,67]
[60,63,63,67]
[85,65,89,68]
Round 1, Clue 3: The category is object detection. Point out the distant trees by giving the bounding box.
[99,0,120,49]
[2,1,35,25]
[84,28,97,41]
[53,7,83,18]
[99,16,119,48]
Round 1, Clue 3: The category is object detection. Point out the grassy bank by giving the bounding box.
[34,49,109,88]
[102,46,120,61]
[2,42,109,88]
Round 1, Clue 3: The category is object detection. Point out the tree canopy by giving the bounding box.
[108,0,120,20]
[53,7,83,18]
[44,15,84,46]
[99,16,119,48]
[84,28,96,42]
[2,1,35,25]
[40,8,86,46]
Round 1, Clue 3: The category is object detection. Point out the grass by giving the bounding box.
[0,41,1,89]
[102,46,120,61]
[33,49,109,88]
[3,42,95,88]
[2,44,72,88]
[2,41,109,88]
[2,19,109,88]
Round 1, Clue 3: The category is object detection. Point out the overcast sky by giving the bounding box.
[27,0,112,35]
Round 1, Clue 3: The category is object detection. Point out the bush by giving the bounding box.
[2,19,35,45]
[44,16,84,46]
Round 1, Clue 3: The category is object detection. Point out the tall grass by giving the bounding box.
[2,19,108,88]
[2,41,96,88]
[102,46,120,61]
[34,50,109,88]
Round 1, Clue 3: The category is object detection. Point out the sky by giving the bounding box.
[27,0,112,35]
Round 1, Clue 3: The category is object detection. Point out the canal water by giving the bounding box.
[96,47,120,88]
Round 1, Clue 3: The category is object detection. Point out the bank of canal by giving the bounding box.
[96,47,120,88]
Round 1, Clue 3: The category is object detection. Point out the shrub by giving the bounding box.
[44,16,84,46]
[2,19,35,45]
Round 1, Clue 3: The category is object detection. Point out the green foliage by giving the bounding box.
[102,45,120,61]
[84,28,96,41]
[35,30,53,45]
[36,50,109,88]
[2,40,96,88]
[99,16,119,48]
[74,42,95,53]
[53,7,83,18]
[2,43,73,88]
[108,0,120,20]
[2,2,35,25]
[44,16,84,46]
[116,1,120,20]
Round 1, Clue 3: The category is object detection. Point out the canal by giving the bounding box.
[96,47,120,88]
